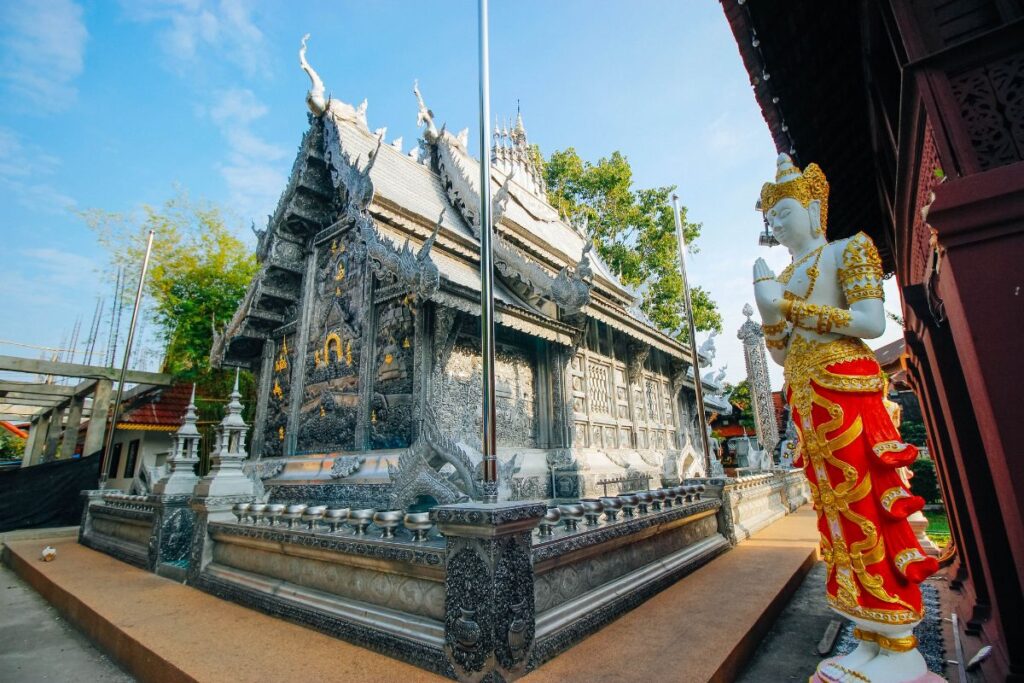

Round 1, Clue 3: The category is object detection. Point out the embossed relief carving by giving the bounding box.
[533,513,718,613]
[493,536,534,670]
[297,231,365,452]
[261,337,291,457]
[371,298,416,449]
[909,126,941,285]
[949,55,1024,171]
[445,547,493,674]
[435,338,538,450]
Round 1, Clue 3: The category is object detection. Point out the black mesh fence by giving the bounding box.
[0,454,99,532]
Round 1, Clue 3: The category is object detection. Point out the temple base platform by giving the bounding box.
[3,506,819,682]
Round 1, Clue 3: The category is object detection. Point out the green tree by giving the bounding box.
[910,457,942,505]
[723,379,756,431]
[84,191,258,395]
[543,147,722,338]
[0,430,26,460]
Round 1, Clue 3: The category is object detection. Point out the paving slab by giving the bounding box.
[2,506,820,683]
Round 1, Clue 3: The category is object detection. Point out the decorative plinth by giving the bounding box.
[434,502,547,682]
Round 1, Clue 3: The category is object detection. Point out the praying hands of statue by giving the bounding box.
[752,258,785,323]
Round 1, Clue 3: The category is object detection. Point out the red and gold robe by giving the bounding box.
[786,335,939,625]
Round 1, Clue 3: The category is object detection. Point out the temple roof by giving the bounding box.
[212,43,703,367]
[720,0,894,271]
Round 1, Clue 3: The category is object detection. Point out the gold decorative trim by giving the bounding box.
[895,548,928,573]
[115,423,178,432]
[881,486,912,513]
[873,441,909,457]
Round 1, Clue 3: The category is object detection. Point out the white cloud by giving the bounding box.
[206,89,287,226]
[121,0,268,78]
[0,126,76,214]
[0,0,88,113]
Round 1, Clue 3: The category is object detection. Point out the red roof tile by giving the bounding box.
[117,383,192,429]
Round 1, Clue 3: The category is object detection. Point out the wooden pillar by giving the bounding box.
[28,410,51,465]
[43,403,68,461]
[83,379,112,457]
[59,394,86,459]
[20,415,43,468]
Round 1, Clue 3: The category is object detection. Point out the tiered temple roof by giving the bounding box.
[213,40,707,378]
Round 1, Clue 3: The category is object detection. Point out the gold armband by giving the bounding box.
[765,335,789,350]
[780,299,794,321]
[761,319,788,336]
[784,301,853,334]
[753,275,775,284]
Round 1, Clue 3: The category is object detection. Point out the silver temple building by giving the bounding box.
[210,42,731,511]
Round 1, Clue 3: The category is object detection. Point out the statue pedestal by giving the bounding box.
[908,510,941,556]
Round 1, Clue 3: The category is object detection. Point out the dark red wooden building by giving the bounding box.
[721,1,1024,679]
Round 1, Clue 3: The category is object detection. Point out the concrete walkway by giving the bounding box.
[2,507,820,683]
[0,560,133,682]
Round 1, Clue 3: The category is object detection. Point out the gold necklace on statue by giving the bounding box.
[779,244,824,301]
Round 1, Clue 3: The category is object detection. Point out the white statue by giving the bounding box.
[698,331,718,367]
[752,154,939,683]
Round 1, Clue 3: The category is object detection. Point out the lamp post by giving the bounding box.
[671,195,713,476]
[478,0,498,503]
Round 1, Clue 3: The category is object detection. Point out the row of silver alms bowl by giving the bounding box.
[101,492,151,507]
[230,503,435,542]
[540,484,704,536]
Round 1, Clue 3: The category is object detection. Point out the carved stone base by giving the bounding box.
[436,502,546,682]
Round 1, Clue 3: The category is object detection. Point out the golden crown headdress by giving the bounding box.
[759,154,830,232]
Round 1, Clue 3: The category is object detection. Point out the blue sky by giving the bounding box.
[0,0,902,389]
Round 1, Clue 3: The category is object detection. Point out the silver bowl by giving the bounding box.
[599,496,623,521]
[264,503,285,526]
[324,507,350,533]
[558,503,584,531]
[660,488,675,508]
[282,503,307,529]
[618,493,639,517]
[404,512,434,542]
[301,505,327,530]
[695,484,705,500]
[580,499,604,526]
[232,502,251,523]
[669,485,684,504]
[248,503,268,524]
[648,490,665,511]
[348,508,375,535]
[373,510,403,539]
[683,485,696,502]
[634,491,652,513]
[538,507,561,536]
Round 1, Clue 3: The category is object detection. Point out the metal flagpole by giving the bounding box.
[671,195,713,475]
[478,0,498,503]
[99,229,155,488]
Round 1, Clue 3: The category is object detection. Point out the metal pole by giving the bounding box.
[98,229,155,488]
[478,0,498,503]
[671,195,713,475]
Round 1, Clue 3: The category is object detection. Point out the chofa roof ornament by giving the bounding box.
[300,34,368,128]
[299,33,327,116]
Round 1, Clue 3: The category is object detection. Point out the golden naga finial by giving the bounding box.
[759,153,830,231]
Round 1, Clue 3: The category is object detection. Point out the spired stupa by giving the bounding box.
[210,36,731,510]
